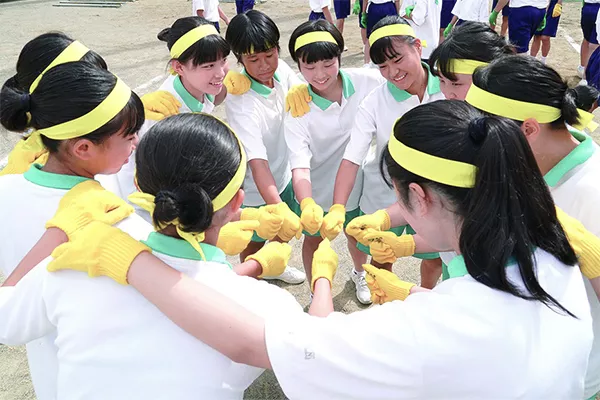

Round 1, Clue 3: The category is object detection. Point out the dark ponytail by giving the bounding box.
[380,100,577,316]
[570,85,599,112]
[135,113,243,234]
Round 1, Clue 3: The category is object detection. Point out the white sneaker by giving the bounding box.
[263,265,306,284]
[351,269,372,305]
[578,65,585,79]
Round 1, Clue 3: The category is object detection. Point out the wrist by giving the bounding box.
[329,204,346,214]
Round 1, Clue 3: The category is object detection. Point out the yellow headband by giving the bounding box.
[34,78,132,140]
[294,31,337,51]
[368,24,427,48]
[388,132,477,188]
[170,25,220,59]
[446,59,488,75]
[29,41,90,93]
[466,84,597,131]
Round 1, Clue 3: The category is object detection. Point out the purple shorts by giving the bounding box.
[535,0,560,37]
[586,46,600,89]
[492,0,511,17]
[309,10,326,20]
[235,0,254,14]
[441,0,457,27]
[334,0,351,19]
[508,6,545,53]
[366,1,397,37]
[581,2,600,44]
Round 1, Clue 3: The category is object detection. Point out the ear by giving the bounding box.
[230,189,244,213]
[413,39,423,57]
[171,60,185,76]
[521,118,541,143]
[70,138,97,161]
[407,183,429,217]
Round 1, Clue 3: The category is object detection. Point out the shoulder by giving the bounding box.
[0,173,28,190]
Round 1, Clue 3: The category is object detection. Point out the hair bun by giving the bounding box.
[19,93,31,113]
[468,117,488,145]
[153,189,180,224]
[157,28,171,43]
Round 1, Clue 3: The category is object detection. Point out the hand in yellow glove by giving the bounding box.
[345,209,391,246]
[311,238,338,291]
[300,198,324,235]
[363,230,416,264]
[217,220,260,255]
[245,242,292,278]
[285,84,312,118]
[141,90,181,121]
[240,205,284,241]
[0,132,48,176]
[555,206,600,279]
[552,3,562,17]
[363,264,415,304]
[45,180,134,239]
[274,202,302,242]
[224,70,252,95]
[47,221,150,285]
[320,204,346,241]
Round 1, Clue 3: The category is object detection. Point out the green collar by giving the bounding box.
[243,69,281,98]
[142,232,232,267]
[173,76,215,113]
[387,62,441,102]
[23,164,90,190]
[544,129,595,188]
[447,254,517,279]
[307,70,356,111]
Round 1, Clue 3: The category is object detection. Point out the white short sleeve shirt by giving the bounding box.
[192,0,220,21]
[400,0,442,59]
[309,0,331,12]
[509,0,548,9]
[451,0,489,23]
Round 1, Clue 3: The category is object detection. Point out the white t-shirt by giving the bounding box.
[451,0,489,24]
[225,60,300,206]
[400,0,442,59]
[284,69,385,210]
[265,248,592,400]
[309,0,331,12]
[0,229,303,400]
[342,65,445,214]
[192,0,219,22]
[509,0,548,9]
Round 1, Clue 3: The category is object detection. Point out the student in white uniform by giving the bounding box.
[442,0,489,37]
[331,16,443,285]
[192,0,229,32]
[50,100,594,400]
[490,0,548,54]
[285,20,385,303]
[399,0,442,60]
[0,113,304,399]
[0,63,143,400]
[223,10,307,284]
[308,0,335,23]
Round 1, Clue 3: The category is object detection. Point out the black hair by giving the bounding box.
[428,22,515,81]
[370,16,417,65]
[225,10,280,61]
[2,32,107,94]
[289,20,344,65]
[0,62,144,152]
[380,100,577,317]
[135,113,243,234]
[157,17,230,66]
[572,85,599,112]
[472,55,580,129]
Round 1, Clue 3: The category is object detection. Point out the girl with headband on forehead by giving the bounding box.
[0,62,144,400]
[332,16,444,284]
[285,19,385,304]
[44,100,593,399]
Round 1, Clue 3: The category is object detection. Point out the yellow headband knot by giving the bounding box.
[294,31,338,51]
[368,24,427,48]
[170,25,220,59]
[446,59,489,75]
[29,41,90,93]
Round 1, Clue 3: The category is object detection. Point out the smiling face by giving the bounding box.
[376,39,423,91]
[298,57,340,93]
[174,57,229,96]
[438,72,473,100]
[240,47,279,86]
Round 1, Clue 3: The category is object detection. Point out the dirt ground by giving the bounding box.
[0,0,598,399]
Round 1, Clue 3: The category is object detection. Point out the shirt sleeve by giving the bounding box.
[194,0,206,10]
[451,0,461,18]
[225,97,269,162]
[0,261,53,345]
[478,0,490,22]
[278,59,304,89]
[342,101,377,166]
[284,113,313,170]
[411,0,429,26]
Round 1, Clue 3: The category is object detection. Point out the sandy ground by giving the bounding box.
[0,0,598,398]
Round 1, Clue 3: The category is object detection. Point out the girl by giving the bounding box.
[332,16,443,281]
[192,0,230,32]
[361,0,399,62]
[489,0,510,37]
[490,0,546,54]
[440,0,457,41]
[285,20,385,304]
[579,0,600,78]
[0,113,309,399]
[399,0,442,61]
[0,62,143,400]
[531,0,562,65]
[223,10,306,284]
[51,100,593,399]
[308,0,335,23]
[443,0,488,36]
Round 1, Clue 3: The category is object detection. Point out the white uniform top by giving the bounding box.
[342,65,445,214]
[400,0,442,59]
[0,229,303,400]
[192,0,220,21]
[265,248,593,400]
[284,69,385,210]
[225,60,300,207]
[309,0,331,12]
[0,166,96,400]
[585,0,600,4]
[97,74,215,205]
[451,0,489,23]
[509,0,548,9]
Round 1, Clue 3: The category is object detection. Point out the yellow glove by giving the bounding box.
[363,230,416,264]
[556,207,600,279]
[345,209,391,246]
[311,238,338,291]
[320,204,346,241]
[0,132,48,176]
[245,242,292,278]
[285,84,312,118]
[224,70,251,95]
[300,198,324,235]
[552,3,562,17]
[274,202,303,242]
[141,90,181,121]
[45,180,134,239]
[47,221,150,285]
[217,220,260,255]
[240,205,284,241]
[364,264,415,304]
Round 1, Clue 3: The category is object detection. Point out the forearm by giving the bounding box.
[591,277,600,301]
[218,6,230,24]
[493,0,508,12]
[308,278,334,317]
[323,7,335,24]
[384,203,408,228]
[292,168,312,203]
[450,15,458,26]
[233,259,262,278]
[196,9,205,17]
[250,160,283,204]
[332,160,359,206]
